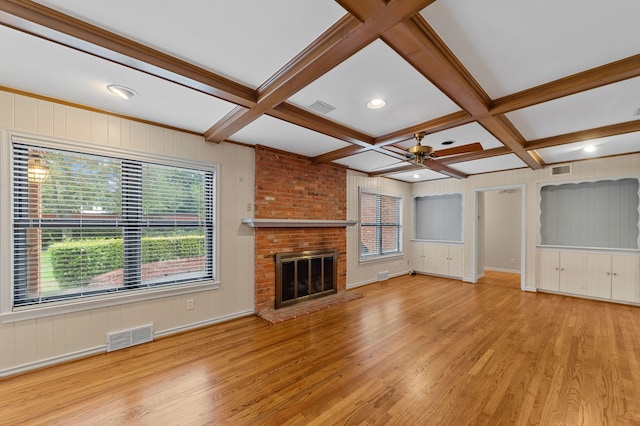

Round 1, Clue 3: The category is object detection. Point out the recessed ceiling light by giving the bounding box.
[367,98,386,109]
[583,145,596,153]
[441,140,455,145]
[107,84,137,100]
[413,174,420,179]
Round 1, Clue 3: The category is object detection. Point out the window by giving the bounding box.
[359,189,402,260]
[414,193,463,242]
[8,134,216,311]
[540,178,639,249]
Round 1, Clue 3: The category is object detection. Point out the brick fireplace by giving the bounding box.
[253,146,347,314]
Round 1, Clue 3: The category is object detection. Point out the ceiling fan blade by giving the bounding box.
[418,158,468,179]
[370,159,410,171]
[432,142,483,158]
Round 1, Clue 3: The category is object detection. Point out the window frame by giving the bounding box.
[1,130,220,323]
[358,188,403,262]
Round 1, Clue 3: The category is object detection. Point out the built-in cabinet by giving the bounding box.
[412,242,463,279]
[537,249,640,303]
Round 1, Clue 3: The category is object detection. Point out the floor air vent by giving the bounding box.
[107,324,154,352]
[551,164,571,176]
[378,271,389,281]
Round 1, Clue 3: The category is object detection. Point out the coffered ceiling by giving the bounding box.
[1,0,638,182]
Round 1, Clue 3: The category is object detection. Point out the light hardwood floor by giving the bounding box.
[477,270,521,289]
[2,273,640,425]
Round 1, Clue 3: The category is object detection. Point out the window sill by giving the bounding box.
[536,245,640,254]
[0,280,220,324]
[411,239,464,245]
[359,253,403,264]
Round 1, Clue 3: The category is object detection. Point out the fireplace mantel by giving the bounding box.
[241,218,357,228]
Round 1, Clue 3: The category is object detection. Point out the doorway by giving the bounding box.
[472,185,525,290]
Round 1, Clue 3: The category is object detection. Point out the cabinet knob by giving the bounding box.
[560,268,565,271]
[607,272,611,276]
[555,267,559,271]
[613,272,618,277]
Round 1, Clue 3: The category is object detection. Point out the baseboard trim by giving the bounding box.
[484,267,521,274]
[347,270,411,290]
[0,346,105,378]
[154,310,254,339]
[0,309,255,378]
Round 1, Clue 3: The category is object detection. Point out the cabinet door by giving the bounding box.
[538,251,560,291]
[422,244,440,274]
[411,243,425,272]
[559,252,584,294]
[448,245,464,278]
[583,253,612,299]
[434,245,451,276]
[611,255,640,302]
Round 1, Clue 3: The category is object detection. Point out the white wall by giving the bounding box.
[413,152,640,290]
[346,170,412,287]
[0,91,255,376]
[484,189,521,272]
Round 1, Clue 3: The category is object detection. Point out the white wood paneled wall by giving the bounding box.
[346,170,413,287]
[0,91,255,376]
[412,152,640,289]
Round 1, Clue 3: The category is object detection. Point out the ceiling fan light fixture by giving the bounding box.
[367,98,386,109]
[107,84,137,100]
[408,144,433,155]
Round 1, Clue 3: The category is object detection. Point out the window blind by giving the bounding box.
[540,178,640,249]
[414,193,463,242]
[12,142,215,307]
[360,190,402,259]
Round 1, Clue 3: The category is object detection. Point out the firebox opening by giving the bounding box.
[275,249,337,309]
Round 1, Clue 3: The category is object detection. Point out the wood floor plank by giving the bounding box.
[1,273,640,425]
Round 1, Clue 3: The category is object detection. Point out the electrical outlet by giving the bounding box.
[246,203,252,212]
[186,299,194,310]
[510,258,516,264]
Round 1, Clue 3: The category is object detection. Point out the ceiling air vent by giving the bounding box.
[308,100,336,115]
[550,164,572,176]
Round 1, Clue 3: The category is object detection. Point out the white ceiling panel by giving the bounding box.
[386,168,448,183]
[2,3,637,180]
[287,39,460,137]
[422,0,640,98]
[0,25,235,133]
[506,77,640,140]
[535,132,640,164]
[396,122,504,151]
[333,151,405,173]
[35,0,347,88]
[229,115,352,157]
[452,154,528,175]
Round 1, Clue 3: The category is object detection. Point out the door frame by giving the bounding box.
[471,184,526,290]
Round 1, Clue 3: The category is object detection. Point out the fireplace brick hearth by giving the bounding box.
[253,146,347,314]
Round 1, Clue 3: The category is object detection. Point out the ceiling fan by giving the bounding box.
[406,131,483,165]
